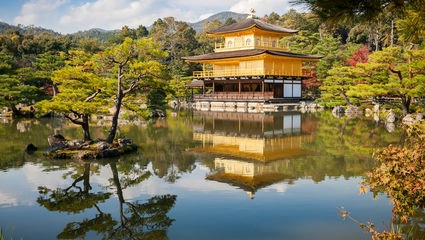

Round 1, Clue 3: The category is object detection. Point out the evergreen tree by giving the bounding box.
[35,50,111,140]
[96,37,169,143]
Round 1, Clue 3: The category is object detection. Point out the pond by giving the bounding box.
[0,110,420,239]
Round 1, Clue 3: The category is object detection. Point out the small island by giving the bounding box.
[45,134,137,159]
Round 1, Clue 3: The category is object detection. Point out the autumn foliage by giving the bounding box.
[364,122,425,223]
[346,45,369,66]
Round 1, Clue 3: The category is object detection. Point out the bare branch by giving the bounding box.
[122,80,139,95]
[84,89,101,102]
[388,66,403,85]
[63,113,84,126]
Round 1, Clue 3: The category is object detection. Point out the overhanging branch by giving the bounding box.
[84,89,101,102]
[388,66,403,85]
[63,113,84,126]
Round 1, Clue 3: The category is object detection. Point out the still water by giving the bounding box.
[0,110,410,239]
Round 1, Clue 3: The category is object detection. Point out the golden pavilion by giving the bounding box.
[183,10,322,112]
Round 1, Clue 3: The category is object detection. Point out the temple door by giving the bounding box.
[273,84,283,98]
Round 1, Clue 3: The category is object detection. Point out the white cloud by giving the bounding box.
[10,0,302,34]
[13,0,68,26]
[230,0,296,17]
[59,0,194,32]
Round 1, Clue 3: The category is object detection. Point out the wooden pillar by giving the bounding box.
[262,80,264,96]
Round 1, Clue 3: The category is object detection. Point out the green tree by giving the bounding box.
[35,50,111,140]
[96,37,169,143]
[349,46,425,115]
[149,17,199,76]
[0,74,45,116]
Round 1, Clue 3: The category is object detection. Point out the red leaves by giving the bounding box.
[365,124,425,222]
[347,45,370,67]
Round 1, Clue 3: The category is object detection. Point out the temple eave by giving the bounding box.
[193,75,309,81]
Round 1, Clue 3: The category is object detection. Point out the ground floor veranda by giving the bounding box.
[188,78,307,112]
[190,77,303,103]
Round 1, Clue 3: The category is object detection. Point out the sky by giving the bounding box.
[0,0,304,34]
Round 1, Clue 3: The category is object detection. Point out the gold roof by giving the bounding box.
[182,49,323,62]
[207,18,298,36]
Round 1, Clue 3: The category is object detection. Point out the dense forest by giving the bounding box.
[1,2,425,237]
[0,0,424,120]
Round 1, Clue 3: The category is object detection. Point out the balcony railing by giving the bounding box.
[194,68,264,78]
[193,92,273,102]
[193,68,311,78]
[214,40,289,52]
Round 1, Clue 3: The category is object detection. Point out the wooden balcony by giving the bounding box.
[193,68,312,79]
[214,40,289,52]
[193,92,272,102]
[192,92,302,103]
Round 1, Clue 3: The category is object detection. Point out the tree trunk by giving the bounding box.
[82,114,91,141]
[400,94,411,116]
[106,92,123,143]
[340,88,352,106]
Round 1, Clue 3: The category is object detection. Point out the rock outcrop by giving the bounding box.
[45,135,137,160]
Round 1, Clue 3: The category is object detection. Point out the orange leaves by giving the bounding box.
[364,123,425,223]
[360,185,368,195]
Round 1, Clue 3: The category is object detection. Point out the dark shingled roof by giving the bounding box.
[182,49,323,62]
[207,18,298,35]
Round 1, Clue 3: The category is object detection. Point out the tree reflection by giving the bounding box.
[107,161,176,239]
[139,118,197,183]
[37,160,177,239]
[37,163,111,214]
[37,163,114,238]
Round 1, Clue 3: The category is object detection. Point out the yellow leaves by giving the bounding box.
[400,215,409,223]
[336,207,350,221]
[364,123,425,223]
[360,185,368,195]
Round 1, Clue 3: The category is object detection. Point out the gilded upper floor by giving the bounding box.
[182,14,323,79]
[207,17,298,52]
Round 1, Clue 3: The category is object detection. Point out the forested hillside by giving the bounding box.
[0,21,59,36]
[0,3,424,118]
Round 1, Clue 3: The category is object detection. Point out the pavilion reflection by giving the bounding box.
[190,111,317,198]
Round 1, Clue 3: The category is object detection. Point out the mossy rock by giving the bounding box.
[45,138,137,160]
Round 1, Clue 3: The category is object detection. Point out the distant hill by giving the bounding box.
[0,11,248,37]
[0,21,59,35]
[189,11,249,32]
[72,28,119,41]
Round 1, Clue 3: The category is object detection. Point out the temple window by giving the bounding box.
[246,38,252,46]
[227,40,233,48]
